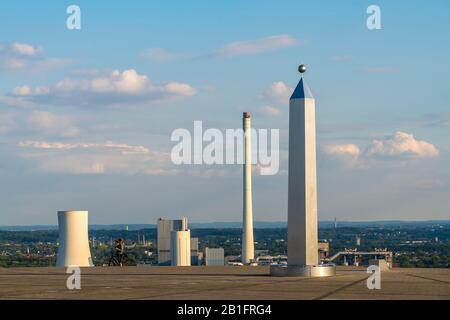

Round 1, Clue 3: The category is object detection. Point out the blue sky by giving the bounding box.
[0,1,449,225]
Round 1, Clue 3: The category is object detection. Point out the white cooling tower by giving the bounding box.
[170,230,191,266]
[56,210,94,267]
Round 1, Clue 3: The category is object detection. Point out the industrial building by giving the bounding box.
[171,229,191,266]
[157,217,190,266]
[191,237,199,265]
[204,248,225,266]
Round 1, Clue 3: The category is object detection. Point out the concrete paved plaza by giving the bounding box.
[0,266,448,300]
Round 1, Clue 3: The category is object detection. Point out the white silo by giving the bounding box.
[56,210,94,267]
[170,230,191,266]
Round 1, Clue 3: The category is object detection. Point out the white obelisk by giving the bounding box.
[287,66,318,267]
[271,65,335,276]
[242,112,254,264]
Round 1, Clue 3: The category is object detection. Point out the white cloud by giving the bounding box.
[215,35,301,57]
[261,81,293,105]
[141,35,301,62]
[17,139,249,177]
[12,85,32,96]
[259,106,281,117]
[325,131,440,168]
[324,144,361,166]
[28,111,80,137]
[11,42,42,56]
[366,131,439,158]
[0,110,81,137]
[164,81,197,96]
[19,140,150,154]
[141,48,187,62]
[88,69,149,93]
[0,42,72,72]
[325,144,361,157]
[18,139,172,175]
[4,69,197,107]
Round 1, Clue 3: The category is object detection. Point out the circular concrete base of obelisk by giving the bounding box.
[270,264,336,277]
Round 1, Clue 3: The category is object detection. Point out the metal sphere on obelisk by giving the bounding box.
[298,64,306,74]
[270,65,336,277]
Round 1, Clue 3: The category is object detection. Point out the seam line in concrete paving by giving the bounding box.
[128,273,354,300]
[405,273,450,284]
[128,277,319,300]
[0,272,269,277]
[312,276,369,300]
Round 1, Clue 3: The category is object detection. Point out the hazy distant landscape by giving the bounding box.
[2,220,449,231]
[1,220,448,268]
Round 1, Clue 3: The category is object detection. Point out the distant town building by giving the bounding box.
[225,255,241,265]
[157,217,189,265]
[369,259,390,271]
[318,241,330,261]
[204,248,225,266]
[254,249,269,256]
[191,237,199,265]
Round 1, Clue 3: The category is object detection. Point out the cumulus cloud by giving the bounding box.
[261,81,293,105]
[324,131,439,167]
[366,131,439,158]
[0,42,72,72]
[324,144,361,166]
[259,106,281,117]
[215,35,301,57]
[3,69,197,107]
[325,144,361,157]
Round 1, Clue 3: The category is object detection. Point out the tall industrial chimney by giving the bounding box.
[242,112,254,264]
[56,210,93,267]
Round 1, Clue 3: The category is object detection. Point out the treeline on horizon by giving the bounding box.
[1,219,449,232]
[1,225,449,244]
